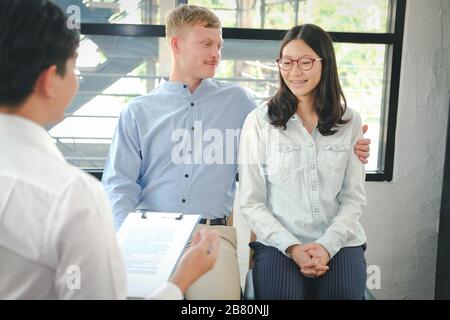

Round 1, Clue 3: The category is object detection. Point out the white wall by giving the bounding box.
[362,0,450,299]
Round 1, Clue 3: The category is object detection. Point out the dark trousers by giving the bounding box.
[251,242,367,300]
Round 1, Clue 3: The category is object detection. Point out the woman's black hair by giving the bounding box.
[268,24,348,135]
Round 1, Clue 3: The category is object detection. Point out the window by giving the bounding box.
[50,0,406,181]
[189,0,389,32]
[60,0,165,25]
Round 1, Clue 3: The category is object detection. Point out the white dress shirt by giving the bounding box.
[0,114,182,299]
[239,106,367,259]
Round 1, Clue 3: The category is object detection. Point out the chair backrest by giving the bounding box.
[244,269,256,300]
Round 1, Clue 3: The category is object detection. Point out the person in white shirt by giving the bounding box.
[0,0,219,300]
[239,24,368,299]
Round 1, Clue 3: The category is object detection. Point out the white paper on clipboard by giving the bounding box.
[116,212,200,299]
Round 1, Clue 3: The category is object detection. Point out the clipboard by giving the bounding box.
[140,211,183,220]
[116,211,200,299]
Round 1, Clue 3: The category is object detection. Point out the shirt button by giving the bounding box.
[309,143,314,148]
[182,199,186,203]
[191,127,194,131]
[183,85,187,89]
[311,165,316,169]
[190,102,195,107]
[314,208,319,213]
[312,186,317,191]
[184,174,189,178]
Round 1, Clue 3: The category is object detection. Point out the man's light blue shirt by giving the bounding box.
[102,78,256,228]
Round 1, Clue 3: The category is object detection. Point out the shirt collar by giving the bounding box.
[0,114,65,162]
[159,77,213,96]
[290,113,318,135]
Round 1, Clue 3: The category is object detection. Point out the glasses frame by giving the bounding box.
[276,57,324,72]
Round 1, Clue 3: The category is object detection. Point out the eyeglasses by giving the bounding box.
[276,57,323,72]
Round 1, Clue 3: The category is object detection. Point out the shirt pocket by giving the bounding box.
[267,143,305,176]
[321,144,351,173]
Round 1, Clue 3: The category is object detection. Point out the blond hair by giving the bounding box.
[165,4,221,38]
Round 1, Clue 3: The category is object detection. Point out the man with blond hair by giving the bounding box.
[102,4,371,300]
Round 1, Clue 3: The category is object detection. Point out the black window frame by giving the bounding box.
[80,0,406,182]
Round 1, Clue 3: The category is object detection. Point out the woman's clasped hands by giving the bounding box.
[287,243,330,277]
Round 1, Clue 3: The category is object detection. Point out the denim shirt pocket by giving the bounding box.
[321,144,351,172]
[267,143,305,177]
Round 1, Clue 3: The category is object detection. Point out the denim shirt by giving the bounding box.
[239,106,367,259]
